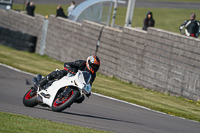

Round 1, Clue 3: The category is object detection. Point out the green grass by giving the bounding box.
[35,5,69,16]
[12,5,200,34]
[0,46,63,76]
[0,112,111,133]
[1,45,200,124]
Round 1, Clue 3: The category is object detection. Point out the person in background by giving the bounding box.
[56,5,67,18]
[67,1,76,16]
[179,13,200,38]
[26,2,36,17]
[142,11,155,31]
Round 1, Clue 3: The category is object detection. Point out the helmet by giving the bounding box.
[86,55,100,74]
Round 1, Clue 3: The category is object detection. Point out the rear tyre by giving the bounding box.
[52,89,79,112]
[23,88,38,107]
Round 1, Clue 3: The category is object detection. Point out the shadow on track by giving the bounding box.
[62,111,144,125]
[33,106,143,125]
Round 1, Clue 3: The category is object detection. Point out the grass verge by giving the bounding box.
[1,45,200,123]
[0,112,110,133]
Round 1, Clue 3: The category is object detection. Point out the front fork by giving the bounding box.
[58,87,72,99]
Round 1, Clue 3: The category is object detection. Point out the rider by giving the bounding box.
[179,13,200,38]
[32,55,100,102]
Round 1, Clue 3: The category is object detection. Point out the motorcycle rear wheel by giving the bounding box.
[23,88,38,107]
[52,89,79,112]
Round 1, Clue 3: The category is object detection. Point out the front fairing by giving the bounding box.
[37,70,92,107]
[74,71,92,94]
[38,75,76,107]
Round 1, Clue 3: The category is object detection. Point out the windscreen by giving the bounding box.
[82,71,91,84]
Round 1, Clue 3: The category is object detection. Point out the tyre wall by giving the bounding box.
[0,9,200,100]
[0,9,44,52]
[0,26,37,52]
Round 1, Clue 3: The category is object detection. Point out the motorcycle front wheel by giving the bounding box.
[52,88,79,112]
[23,88,38,107]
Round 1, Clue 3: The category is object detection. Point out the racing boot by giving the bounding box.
[38,70,67,90]
[38,70,60,90]
[38,76,49,90]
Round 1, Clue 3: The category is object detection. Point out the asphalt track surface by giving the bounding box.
[0,63,200,133]
[13,0,200,9]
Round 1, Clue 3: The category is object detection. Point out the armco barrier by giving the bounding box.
[0,9,44,52]
[0,9,200,100]
[0,26,37,52]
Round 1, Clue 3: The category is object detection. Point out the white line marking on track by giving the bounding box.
[0,63,36,76]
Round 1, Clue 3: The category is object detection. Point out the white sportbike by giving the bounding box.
[23,70,91,112]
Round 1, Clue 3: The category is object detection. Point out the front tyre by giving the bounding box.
[52,89,79,112]
[23,88,38,107]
